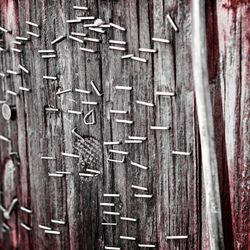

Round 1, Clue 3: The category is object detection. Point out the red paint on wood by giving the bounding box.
[222,0,249,10]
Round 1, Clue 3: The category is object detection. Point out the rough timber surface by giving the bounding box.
[0,0,249,250]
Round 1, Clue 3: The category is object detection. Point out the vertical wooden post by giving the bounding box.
[192,0,225,249]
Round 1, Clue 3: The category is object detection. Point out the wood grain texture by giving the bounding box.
[214,1,250,250]
[193,0,226,249]
[0,0,248,249]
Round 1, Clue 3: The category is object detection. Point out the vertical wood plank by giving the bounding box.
[0,0,248,249]
[215,1,250,249]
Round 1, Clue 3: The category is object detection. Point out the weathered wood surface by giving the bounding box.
[214,1,250,249]
[192,0,225,249]
[0,0,248,250]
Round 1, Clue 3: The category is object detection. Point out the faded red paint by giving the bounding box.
[235,5,250,250]
[222,0,249,10]
[216,1,250,250]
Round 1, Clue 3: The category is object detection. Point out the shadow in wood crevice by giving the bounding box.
[206,1,234,249]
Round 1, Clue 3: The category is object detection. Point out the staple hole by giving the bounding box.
[56,86,62,94]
